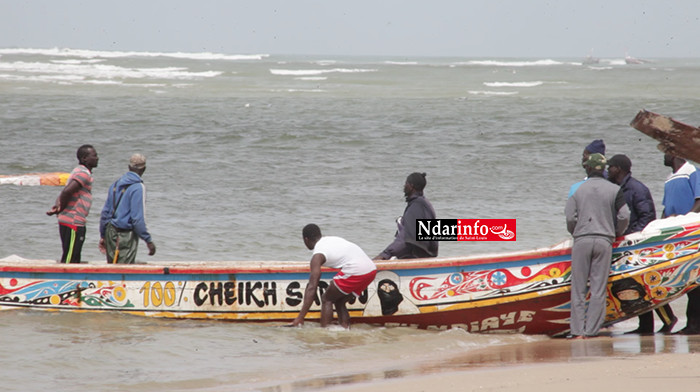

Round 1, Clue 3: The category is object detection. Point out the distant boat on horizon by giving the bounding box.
[625,54,650,65]
[582,54,600,65]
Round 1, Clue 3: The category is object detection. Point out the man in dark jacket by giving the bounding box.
[375,172,438,260]
[608,154,676,334]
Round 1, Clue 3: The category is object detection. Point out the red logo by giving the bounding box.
[416,219,516,241]
[457,219,516,241]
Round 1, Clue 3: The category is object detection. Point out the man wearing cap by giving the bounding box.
[662,153,700,334]
[99,153,156,264]
[608,154,676,334]
[565,153,630,338]
[568,139,606,198]
[374,172,438,260]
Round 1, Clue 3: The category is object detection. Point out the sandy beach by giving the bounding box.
[318,333,700,392]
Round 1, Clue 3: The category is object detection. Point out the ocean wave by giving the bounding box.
[0,72,173,88]
[468,90,519,96]
[460,59,566,67]
[270,88,325,93]
[295,76,327,81]
[588,66,614,71]
[314,60,337,66]
[0,61,222,80]
[0,47,268,61]
[384,61,419,65]
[51,59,105,65]
[483,81,544,87]
[269,68,377,76]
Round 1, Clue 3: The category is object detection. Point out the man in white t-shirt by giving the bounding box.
[289,224,377,328]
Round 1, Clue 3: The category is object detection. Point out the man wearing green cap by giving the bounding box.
[565,153,630,338]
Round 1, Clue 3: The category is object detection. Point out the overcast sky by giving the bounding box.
[1,1,699,58]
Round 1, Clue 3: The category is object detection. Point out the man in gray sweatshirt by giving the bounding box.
[565,153,630,338]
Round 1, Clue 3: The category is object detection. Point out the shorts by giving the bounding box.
[333,270,377,297]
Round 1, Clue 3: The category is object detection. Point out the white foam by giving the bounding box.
[51,59,105,65]
[0,47,268,61]
[483,81,544,87]
[468,90,519,96]
[269,68,377,76]
[385,61,419,65]
[0,61,222,80]
[461,59,565,67]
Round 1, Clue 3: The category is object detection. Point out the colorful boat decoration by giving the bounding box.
[0,172,70,186]
[2,214,700,336]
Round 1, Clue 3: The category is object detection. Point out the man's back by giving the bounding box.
[313,236,376,276]
[664,162,700,216]
[566,177,627,239]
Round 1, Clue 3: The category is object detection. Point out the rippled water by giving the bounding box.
[1,49,699,390]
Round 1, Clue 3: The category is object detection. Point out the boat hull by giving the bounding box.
[2,214,700,336]
[630,109,700,163]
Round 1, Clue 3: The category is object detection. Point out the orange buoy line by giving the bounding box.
[0,172,70,186]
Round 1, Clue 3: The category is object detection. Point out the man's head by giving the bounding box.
[607,154,631,185]
[664,153,686,170]
[404,172,427,198]
[582,139,605,167]
[129,153,147,175]
[77,144,98,170]
[302,223,322,250]
[583,153,607,176]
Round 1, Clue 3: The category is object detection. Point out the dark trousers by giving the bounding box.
[59,224,85,264]
[638,303,675,331]
[686,287,700,329]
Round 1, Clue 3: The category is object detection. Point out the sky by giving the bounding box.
[1,0,699,58]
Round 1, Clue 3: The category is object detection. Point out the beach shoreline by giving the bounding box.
[276,333,700,392]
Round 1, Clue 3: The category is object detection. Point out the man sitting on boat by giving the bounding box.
[289,224,377,328]
[374,172,438,260]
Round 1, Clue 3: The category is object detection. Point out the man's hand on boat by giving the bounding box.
[287,317,304,327]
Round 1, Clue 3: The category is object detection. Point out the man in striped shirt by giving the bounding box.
[47,145,99,263]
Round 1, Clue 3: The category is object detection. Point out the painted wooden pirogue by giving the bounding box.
[2,213,700,336]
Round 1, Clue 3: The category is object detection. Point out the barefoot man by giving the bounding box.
[290,224,377,328]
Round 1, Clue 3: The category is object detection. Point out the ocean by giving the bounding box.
[1,48,699,391]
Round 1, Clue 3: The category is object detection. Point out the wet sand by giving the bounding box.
[296,333,700,392]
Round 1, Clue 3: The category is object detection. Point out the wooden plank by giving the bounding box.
[630,110,700,163]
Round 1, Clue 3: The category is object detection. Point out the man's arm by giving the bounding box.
[375,221,407,260]
[289,253,325,326]
[691,199,700,213]
[46,179,82,216]
[630,192,656,232]
[615,189,631,236]
[564,196,578,235]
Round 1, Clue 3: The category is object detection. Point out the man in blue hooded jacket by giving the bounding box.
[99,153,156,264]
